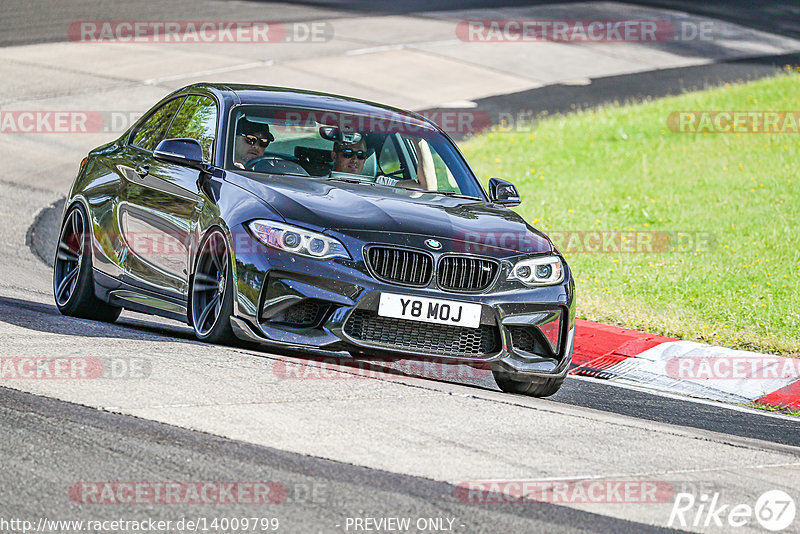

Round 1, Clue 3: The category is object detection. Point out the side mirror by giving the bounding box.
[154,138,209,172]
[489,177,521,206]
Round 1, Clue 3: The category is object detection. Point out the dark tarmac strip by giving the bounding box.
[4,1,799,47]
[442,51,800,140]
[548,377,800,448]
[0,386,681,534]
[2,292,800,452]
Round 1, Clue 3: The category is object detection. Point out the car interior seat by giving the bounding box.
[295,146,333,176]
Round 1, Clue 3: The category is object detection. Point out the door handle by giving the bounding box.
[135,165,150,177]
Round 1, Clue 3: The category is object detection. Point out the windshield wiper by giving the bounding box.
[324,179,481,199]
[325,176,378,185]
[236,168,310,178]
[433,190,482,200]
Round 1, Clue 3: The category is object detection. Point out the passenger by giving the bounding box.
[405,136,437,191]
[379,136,437,191]
[329,132,436,192]
[233,118,274,169]
[331,138,369,174]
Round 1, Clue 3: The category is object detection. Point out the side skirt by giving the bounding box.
[93,268,188,323]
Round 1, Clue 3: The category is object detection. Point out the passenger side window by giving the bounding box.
[165,95,218,162]
[379,138,401,174]
[378,135,412,180]
[393,135,460,192]
[131,98,184,152]
[431,149,460,192]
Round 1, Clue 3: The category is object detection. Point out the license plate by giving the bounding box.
[377,293,482,329]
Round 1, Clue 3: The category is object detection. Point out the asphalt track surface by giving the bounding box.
[3,386,682,534]
[3,1,800,46]
[3,1,800,532]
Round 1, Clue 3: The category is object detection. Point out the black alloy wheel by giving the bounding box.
[53,204,121,321]
[190,229,237,344]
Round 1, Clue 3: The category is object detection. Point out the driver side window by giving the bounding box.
[131,98,184,152]
[165,95,218,163]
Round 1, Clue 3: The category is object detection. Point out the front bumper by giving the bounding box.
[230,233,575,378]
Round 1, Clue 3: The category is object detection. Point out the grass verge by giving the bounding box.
[460,71,800,356]
[747,402,800,417]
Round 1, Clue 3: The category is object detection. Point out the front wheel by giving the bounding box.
[53,204,121,322]
[492,370,565,397]
[190,229,237,345]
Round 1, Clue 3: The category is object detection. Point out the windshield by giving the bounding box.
[225,105,485,199]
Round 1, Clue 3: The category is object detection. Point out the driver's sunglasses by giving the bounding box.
[239,133,270,148]
[335,148,368,160]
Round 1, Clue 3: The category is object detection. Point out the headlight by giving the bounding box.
[248,220,350,260]
[509,256,564,286]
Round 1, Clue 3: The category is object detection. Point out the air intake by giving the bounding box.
[365,246,433,287]
[437,256,499,292]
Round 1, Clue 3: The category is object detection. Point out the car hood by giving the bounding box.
[226,172,553,255]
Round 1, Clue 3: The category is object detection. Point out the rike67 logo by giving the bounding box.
[669,490,796,531]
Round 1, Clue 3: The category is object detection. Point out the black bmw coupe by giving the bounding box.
[54,83,575,396]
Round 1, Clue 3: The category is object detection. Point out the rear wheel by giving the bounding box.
[53,204,121,322]
[492,370,564,397]
[190,229,237,345]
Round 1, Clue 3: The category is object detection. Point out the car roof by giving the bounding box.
[177,83,438,131]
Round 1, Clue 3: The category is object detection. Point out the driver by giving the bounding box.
[233,117,274,169]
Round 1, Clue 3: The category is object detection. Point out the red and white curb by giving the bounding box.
[570,319,800,409]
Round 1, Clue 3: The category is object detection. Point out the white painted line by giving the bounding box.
[406,39,463,48]
[468,461,800,483]
[345,39,462,56]
[345,44,405,55]
[437,100,478,108]
[560,78,592,86]
[142,60,275,85]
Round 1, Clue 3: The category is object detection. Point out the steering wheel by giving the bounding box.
[245,156,310,176]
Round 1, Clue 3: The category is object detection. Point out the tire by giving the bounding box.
[190,229,238,345]
[492,369,564,397]
[53,203,122,322]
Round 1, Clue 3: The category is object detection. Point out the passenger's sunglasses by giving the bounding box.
[335,148,368,160]
[239,133,271,148]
